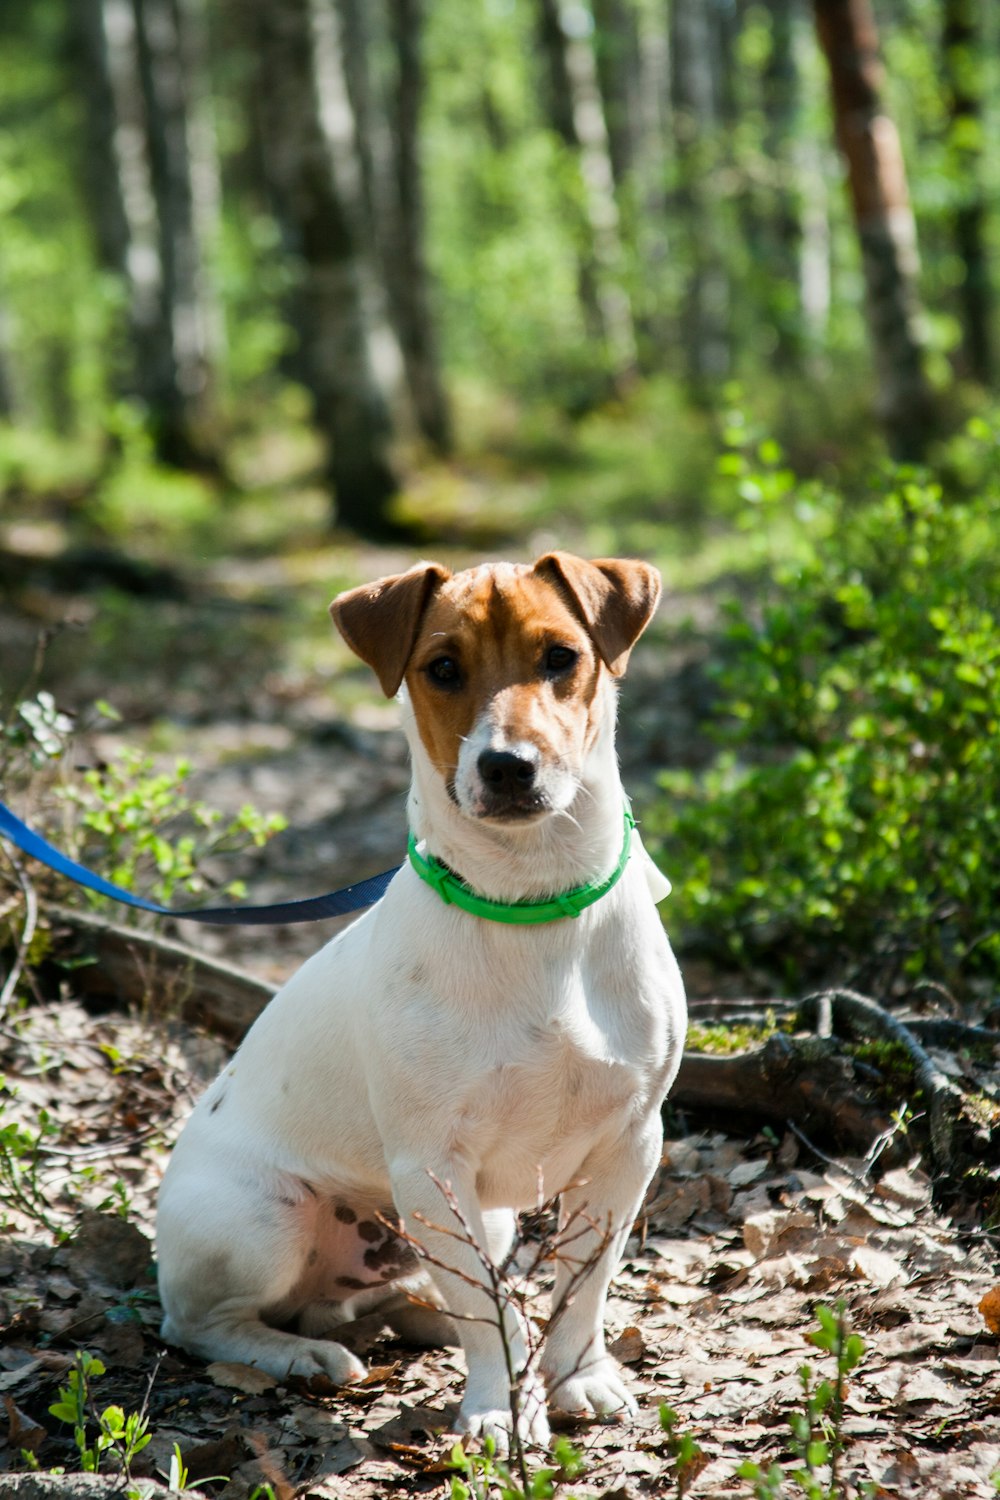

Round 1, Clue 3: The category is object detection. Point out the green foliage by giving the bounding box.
[448,1434,585,1500]
[736,1303,868,1499]
[0,1098,63,1238]
[57,746,287,910]
[650,413,1000,993]
[659,1405,708,1496]
[48,1352,151,1477]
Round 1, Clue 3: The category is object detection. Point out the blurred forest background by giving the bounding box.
[0,0,997,514]
[1,0,999,997]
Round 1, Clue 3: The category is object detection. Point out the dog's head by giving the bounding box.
[331,554,660,824]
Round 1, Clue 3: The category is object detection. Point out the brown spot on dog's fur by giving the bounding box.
[336,1276,367,1290]
[308,1248,319,1266]
[356,1220,382,1243]
[334,1204,357,1224]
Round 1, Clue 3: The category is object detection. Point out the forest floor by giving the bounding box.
[1,500,1000,1497]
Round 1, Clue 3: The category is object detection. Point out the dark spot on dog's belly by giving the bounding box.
[334,1203,357,1224]
[209,1093,225,1114]
[363,1236,415,1275]
[308,1248,319,1266]
[357,1219,382,1243]
[336,1275,368,1290]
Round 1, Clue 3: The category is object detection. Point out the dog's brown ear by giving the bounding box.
[534,552,661,676]
[330,562,451,697]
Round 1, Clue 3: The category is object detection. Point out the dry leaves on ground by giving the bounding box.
[1,999,999,1497]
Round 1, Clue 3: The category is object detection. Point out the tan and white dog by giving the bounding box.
[156,553,687,1451]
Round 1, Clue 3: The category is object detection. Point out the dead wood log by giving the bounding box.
[672,1032,896,1156]
[45,906,274,1043]
[799,988,969,1171]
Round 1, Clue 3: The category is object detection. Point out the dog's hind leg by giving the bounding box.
[157,1166,364,1385]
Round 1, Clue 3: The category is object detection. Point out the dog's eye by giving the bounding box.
[544,646,578,676]
[427,656,461,687]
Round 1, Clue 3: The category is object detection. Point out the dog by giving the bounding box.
[156,552,687,1452]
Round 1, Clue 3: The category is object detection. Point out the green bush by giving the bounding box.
[649,415,1000,995]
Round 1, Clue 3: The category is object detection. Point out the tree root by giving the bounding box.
[799,988,970,1172]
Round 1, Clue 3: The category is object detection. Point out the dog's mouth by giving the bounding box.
[446,776,552,824]
[477,792,550,823]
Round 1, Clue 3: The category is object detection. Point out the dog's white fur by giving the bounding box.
[156,554,687,1452]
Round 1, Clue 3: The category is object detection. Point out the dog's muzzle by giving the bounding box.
[476,746,547,819]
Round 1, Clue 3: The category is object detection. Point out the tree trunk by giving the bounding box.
[132,0,219,466]
[760,0,805,367]
[669,0,731,391]
[812,0,934,460]
[72,0,166,417]
[942,0,992,385]
[256,0,403,536]
[0,290,19,419]
[591,0,641,190]
[536,0,636,380]
[384,0,453,454]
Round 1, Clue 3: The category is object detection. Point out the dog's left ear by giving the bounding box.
[330,562,451,696]
[534,552,661,676]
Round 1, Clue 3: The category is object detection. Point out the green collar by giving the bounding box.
[407,807,635,924]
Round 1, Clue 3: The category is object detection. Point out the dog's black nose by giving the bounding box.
[478,748,539,795]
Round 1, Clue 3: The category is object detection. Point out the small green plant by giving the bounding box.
[735,1303,866,1499]
[659,1405,708,1495]
[0,1099,64,1238]
[650,412,1000,995]
[48,1351,151,1477]
[58,746,287,910]
[2,690,76,770]
[448,1434,585,1500]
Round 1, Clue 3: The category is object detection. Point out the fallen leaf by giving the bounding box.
[206,1361,278,1395]
[65,1210,153,1289]
[4,1394,46,1453]
[727,1159,768,1188]
[849,1245,906,1289]
[742,1209,814,1259]
[608,1326,646,1364]
[979,1285,1000,1334]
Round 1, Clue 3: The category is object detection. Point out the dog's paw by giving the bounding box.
[458,1375,550,1456]
[546,1359,637,1422]
[288,1342,365,1385]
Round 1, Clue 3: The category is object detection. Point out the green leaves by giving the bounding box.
[649,415,1000,993]
[55,743,287,911]
[47,1352,151,1479]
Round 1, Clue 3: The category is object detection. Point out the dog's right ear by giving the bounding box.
[330,563,451,697]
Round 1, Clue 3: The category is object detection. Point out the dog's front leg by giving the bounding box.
[541,1115,663,1421]
[390,1161,550,1454]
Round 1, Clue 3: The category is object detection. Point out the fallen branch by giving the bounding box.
[44,905,274,1042]
[672,1032,895,1157]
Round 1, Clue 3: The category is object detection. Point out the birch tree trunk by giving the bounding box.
[942,0,992,385]
[812,0,934,459]
[132,0,220,464]
[384,0,452,454]
[536,0,636,380]
[73,0,167,420]
[256,0,403,535]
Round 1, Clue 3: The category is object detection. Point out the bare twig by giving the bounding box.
[0,843,39,1020]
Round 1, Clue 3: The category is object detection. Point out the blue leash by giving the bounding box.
[0,799,400,925]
